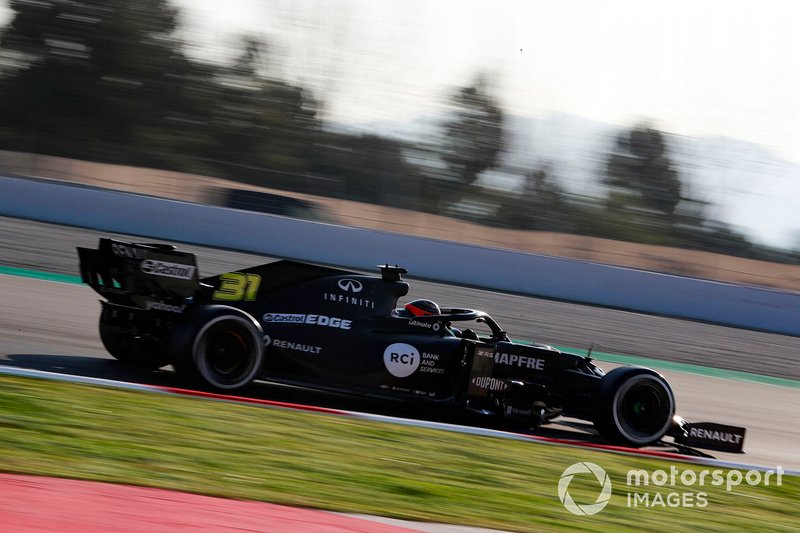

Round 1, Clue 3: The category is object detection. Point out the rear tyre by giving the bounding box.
[592,367,675,447]
[170,307,264,391]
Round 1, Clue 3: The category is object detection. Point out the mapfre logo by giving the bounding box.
[383,343,420,378]
[337,279,363,293]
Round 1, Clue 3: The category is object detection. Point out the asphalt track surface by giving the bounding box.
[1,216,798,470]
[2,216,799,380]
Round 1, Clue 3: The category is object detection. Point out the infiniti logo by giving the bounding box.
[337,279,363,293]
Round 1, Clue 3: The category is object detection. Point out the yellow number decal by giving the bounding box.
[212,273,261,301]
[243,273,261,301]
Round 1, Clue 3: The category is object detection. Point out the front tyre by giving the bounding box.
[592,367,675,447]
[171,307,264,391]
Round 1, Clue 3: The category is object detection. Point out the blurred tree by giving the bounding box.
[604,124,682,226]
[440,74,505,186]
[493,164,572,231]
[0,0,206,164]
[308,131,424,208]
[342,133,411,205]
[207,35,321,178]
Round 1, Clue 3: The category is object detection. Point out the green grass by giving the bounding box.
[0,376,797,532]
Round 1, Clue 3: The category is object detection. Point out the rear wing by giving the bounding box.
[77,238,199,311]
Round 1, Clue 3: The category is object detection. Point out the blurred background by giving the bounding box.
[0,0,798,288]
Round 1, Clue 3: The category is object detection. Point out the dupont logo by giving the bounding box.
[471,376,508,391]
[140,260,195,280]
[337,279,363,293]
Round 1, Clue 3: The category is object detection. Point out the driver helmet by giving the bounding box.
[405,299,441,316]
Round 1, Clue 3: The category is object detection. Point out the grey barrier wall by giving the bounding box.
[2,175,798,336]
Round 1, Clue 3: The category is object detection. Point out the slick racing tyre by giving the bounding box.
[170,306,264,391]
[592,367,675,447]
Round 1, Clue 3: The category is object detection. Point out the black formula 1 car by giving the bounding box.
[77,238,746,452]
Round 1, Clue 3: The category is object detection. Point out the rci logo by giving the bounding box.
[558,462,612,515]
[337,279,363,293]
[383,343,420,378]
